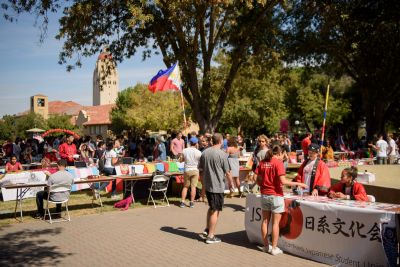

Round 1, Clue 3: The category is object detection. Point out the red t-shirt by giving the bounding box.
[255,157,285,196]
[6,162,22,172]
[301,137,311,155]
[58,143,77,162]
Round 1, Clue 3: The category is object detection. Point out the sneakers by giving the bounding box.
[259,245,272,253]
[34,212,43,219]
[270,247,283,255]
[111,194,119,200]
[206,236,221,244]
[179,201,186,208]
[199,229,209,239]
[189,201,194,208]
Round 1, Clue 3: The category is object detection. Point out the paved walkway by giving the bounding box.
[0,197,327,266]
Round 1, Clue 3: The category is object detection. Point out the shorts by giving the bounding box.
[206,191,224,211]
[260,194,285,213]
[184,170,199,188]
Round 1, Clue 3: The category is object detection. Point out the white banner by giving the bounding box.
[0,167,101,201]
[245,194,399,267]
[1,172,46,201]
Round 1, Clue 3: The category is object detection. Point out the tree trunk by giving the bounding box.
[363,91,386,139]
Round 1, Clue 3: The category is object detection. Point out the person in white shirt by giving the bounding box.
[373,134,388,165]
[179,137,202,208]
[387,134,398,164]
[104,141,118,198]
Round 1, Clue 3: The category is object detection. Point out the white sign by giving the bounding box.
[245,194,398,267]
[0,172,46,201]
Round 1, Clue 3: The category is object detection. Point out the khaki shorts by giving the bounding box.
[184,170,199,187]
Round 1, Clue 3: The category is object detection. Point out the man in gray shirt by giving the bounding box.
[198,133,233,244]
[35,159,74,218]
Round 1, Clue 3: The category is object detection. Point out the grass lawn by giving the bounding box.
[0,171,299,227]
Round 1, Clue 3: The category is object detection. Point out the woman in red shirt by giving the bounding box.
[255,146,307,255]
[328,166,368,201]
[5,155,23,172]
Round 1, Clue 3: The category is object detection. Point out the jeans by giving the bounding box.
[36,191,61,215]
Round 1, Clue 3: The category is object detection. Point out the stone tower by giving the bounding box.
[30,94,49,119]
[93,48,119,106]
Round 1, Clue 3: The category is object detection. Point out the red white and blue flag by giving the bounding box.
[148,63,182,93]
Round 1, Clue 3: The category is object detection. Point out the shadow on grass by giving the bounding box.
[0,227,72,266]
[160,226,258,250]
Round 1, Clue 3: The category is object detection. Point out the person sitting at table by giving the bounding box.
[5,155,23,172]
[35,159,74,219]
[294,143,331,196]
[255,145,307,255]
[44,147,58,163]
[328,166,368,201]
[321,140,334,161]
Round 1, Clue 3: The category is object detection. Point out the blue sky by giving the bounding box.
[0,11,163,117]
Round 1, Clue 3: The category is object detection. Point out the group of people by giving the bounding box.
[2,130,374,253]
[189,132,369,257]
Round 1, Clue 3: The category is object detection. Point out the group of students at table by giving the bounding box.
[254,143,368,255]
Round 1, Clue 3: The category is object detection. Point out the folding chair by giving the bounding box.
[44,183,72,224]
[147,175,170,208]
[88,175,103,212]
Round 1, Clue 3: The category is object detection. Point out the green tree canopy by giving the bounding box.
[47,114,76,130]
[284,69,352,135]
[217,56,288,136]
[2,0,287,133]
[286,0,400,137]
[11,112,47,139]
[110,84,184,134]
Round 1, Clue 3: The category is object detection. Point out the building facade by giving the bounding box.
[92,48,119,106]
[30,94,49,119]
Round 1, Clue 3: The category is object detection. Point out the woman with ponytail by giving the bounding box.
[255,145,307,255]
[328,166,368,201]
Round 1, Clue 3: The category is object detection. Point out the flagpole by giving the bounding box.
[320,83,330,155]
[179,87,188,130]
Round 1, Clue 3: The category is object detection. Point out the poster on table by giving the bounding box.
[1,172,46,201]
[66,167,99,191]
[0,167,101,201]
[245,194,398,267]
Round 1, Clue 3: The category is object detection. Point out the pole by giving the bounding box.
[179,88,187,130]
[320,83,330,155]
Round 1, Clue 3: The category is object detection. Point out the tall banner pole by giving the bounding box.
[179,88,188,130]
[320,83,330,156]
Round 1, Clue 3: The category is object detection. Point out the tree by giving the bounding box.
[0,115,14,141]
[14,112,47,139]
[47,114,75,130]
[110,84,183,134]
[286,1,400,137]
[217,56,288,136]
[2,0,286,133]
[284,68,352,135]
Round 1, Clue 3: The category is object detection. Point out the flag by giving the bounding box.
[148,63,182,93]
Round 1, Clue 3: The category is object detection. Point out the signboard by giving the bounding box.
[245,194,398,267]
[0,172,46,201]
